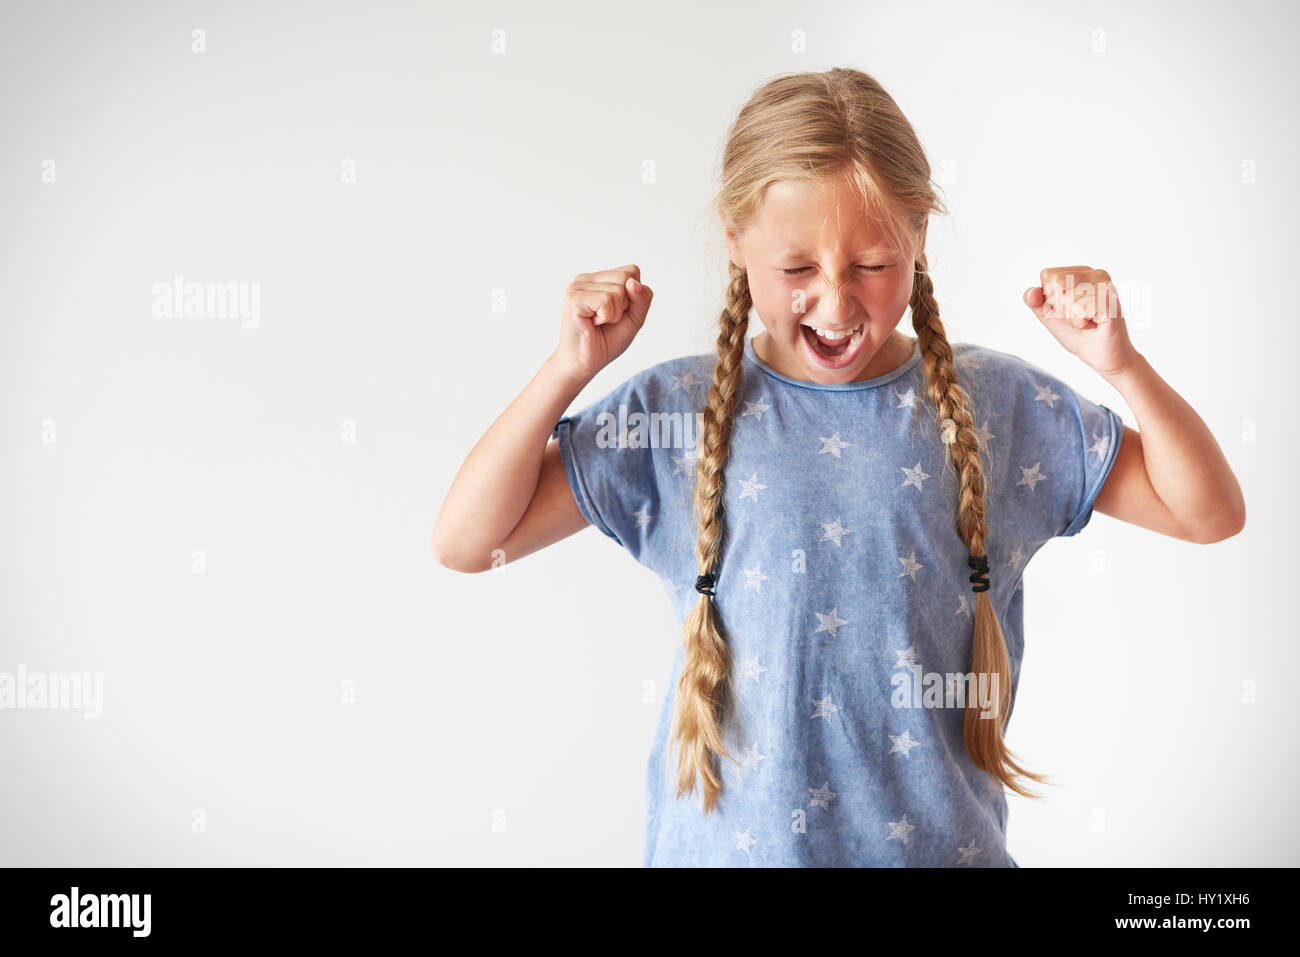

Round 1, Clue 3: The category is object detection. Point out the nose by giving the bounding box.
[813,275,856,325]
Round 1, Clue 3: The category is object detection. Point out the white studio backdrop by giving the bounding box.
[0,0,1295,866]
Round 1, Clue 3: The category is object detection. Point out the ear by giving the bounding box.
[718,206,746,270]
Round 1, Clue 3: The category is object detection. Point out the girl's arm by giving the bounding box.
[431,355,591,573]
[1093,356,1246,543]
[1023,268,1245,544]
[432,265,653,573]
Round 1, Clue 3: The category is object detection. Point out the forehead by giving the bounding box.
[751,179,892,255]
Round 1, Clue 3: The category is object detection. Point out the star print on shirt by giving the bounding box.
[742,656,769,683]
[944,674,963,701]
[897,550,924,583]
[808,781,838,811]
[894,644,920,669]
[671,448,699,476]
[818,432,851,457]
[744,563,770,593]
[1017,463,1047,492]
[886,815,917,844]
[1088,431,1112,460]
[956,840,983,866]
[974,420,995,449]
[900,462,930,492]
[954,594,972,618]
[735,829,757,855]
[810,693,841,721]
[1033,383,1061,408]
[740,397,772,422]
[633,505,652,529]
[1006,544,1026,569]
[672,370,704,396]
[739,473,768,502]
[814,607,848,637]
[742,743,766,770]
[894,385,917,409]
[819,517,852,546]
[888,730,922,758]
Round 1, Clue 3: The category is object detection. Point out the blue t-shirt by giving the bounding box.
[552,335,1123,867]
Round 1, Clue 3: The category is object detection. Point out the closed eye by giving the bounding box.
[782,265,889,276]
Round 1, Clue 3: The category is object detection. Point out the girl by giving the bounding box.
[433,68,1245,867]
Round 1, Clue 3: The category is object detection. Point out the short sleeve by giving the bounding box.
[963,346,1124,543]
[550,356,708,575]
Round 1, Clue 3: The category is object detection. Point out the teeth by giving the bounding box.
[807,323,863,340]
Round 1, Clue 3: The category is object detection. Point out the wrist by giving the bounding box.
[542,351,593,399]
[1098,349,1150,387]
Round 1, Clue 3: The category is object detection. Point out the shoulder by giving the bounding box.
[949,341,1076,406]
[593,350,716,407]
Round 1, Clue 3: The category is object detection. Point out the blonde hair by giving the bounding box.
[667,67,1050,812]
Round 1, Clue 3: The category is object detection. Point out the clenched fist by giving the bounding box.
[552,264,654,385]
[1023,265,1138,378]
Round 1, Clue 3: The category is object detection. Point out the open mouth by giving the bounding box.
[800,322,866,367]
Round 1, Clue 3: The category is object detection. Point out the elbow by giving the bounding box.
[431,528,491,574]
[1191,501,1246,545]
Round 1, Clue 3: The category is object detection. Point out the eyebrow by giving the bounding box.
[777,247,891,258]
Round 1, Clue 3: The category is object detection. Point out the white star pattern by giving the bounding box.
[673,370,704,396]
[808,781,838,811]
[957,840,983,866]
[894,385,917,409]
[735,829,757,855]
[894,644,920,669]
[743,657,769,683]
[633,505,652,529]
[886,815,917,844]
[954,594,972,618]
[819,517,852,546]
[1017,462,1047,492]
[810,693,841,721]
[744,563,770,593]
[671,448,700,476]
[1088,431,1111,460]
[814,607,848,637]
[1006,544,1026,568]
[739,473,768,502]
[741,397,772,422]
[888,730,922,758]
[974,420,995,449]
[897,550,924,583]
[944,674,963,701]
[818,431,851,457]
[900,462,930,492]
[1033,383,1061,408]
[742,743,766,771]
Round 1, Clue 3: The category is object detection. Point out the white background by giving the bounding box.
[0,0,1295,866]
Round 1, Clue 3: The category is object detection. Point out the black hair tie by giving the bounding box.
[967,554,990,594]
[695,572,717,596]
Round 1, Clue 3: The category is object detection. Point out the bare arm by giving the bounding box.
[1023,267,1245,544]
[432,265,653,573]
[1093,353,1246,544]
[431,355,592,573]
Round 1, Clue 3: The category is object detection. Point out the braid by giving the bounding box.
[910,255,1051,798]
[666,260,751,812]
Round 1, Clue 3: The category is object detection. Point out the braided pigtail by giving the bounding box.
[665,260,752,813]
[910,255,1052,799]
